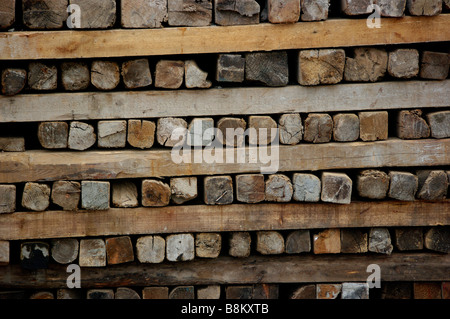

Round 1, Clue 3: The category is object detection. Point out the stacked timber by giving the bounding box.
[0,0,449,301]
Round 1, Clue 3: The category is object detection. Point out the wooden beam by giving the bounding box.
[0,253,448,288]
[0,201,448,240]
[0,16,449,60]
[0,80,449,123]
[0,138,448,184]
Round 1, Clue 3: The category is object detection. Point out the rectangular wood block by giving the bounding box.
[204,176,233,205]
[51,181,80,211]
[245,51,289,87]
[136,235,165,263]
[197,285,221,299]
[166,233,195,262]
[142,179,171,207]
[228,232,251,257]
[38,122,68,149]
[426,111,450,139]
[127,119,156,149]
[121,59,152,89]
[285,230,310,254]
[0,184,15,213]
[142,287,169,299]
[253,284,279,299]
[185,60,212,89]
[79,239,106,267]
[374,0,406,17]
[419,51,450,80]
[106,236,134,265]
[413,282,442,299]
[300,0,329,21]
[388,49,419,79]
[61,62,90,91]
[313,229,341,254]
[69,0,116,29]
[214,0,260,26]
[97,120,127,148]
[170,177,198,204]
[22,0,68,29]
[388,171,418,201]
[1,68,27,96]
[381,282,412,299]
[356,169,389,199]
[397,110,430,139]
[0,240,9,265]
[248,115,278,146]
[368,227,393,255]
[121,0,168,28]
[156,117,188,147]
[216,117,247,147]
[358,111,388,141]
[0,137,25,152]
[0,0,15,29]
[81,181,110,210]
[279,113,303,145]
[22,182,50,212]
[195,233,221,258]
[168,0,212,26]
[407,0,442,16]
[28,62,58,90]
[226,286,253,299]
[91,61,120,90]
[187,118,214,146]
[340,229,368,253]
[268,0,300,23]
[316,284,341,299]
[292,173,321,202]
[298,49,345,85]
[112,181,138,208]
[341,0,372,15]
[341,283,369,299]
[394,228,423,251]
[417,170,448,200]
[344,47,388,82]
[332,113,360,142]
[321,172,352,204]
[256,231,285,255]
[265,174,293,202]
[155,60,185,89]
[216,54,245,83]
[236,174,265,203]
[68,121,96,151]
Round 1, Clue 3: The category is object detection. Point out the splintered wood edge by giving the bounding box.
[0,81,449,123]
[0,200,448,240]
[0,16,449,60]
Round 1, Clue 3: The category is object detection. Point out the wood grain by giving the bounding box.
[0,200,448,240]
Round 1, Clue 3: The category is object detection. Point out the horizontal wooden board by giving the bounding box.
[0,16,449,60]
[0,81,449,123]
[0,139,448,184]
[0,201,448,240]
[0,253,448,288]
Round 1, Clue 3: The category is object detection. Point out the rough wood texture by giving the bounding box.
[344,47,388,82]
[106,236,134,265]
[279,113,303,145]
[374,0,406,17]
[187,118,214,146]
[136,235,165,263]
[170,177,197,204]
[29,291,54,299]
[22,0,68,29]
[115,287,140,299]
[226,286,253,299]
[79,239,106,267]
[142,287,169,299]
[0,240,9,265]
[87,289,114,299]
[381,282,412,299]
[20,242,49,270]
[303,113,333,143]
[185,60,211,89]
[313,229,341,254]
[356,170,389,199]
[358,111,388,142]
[1,139,448,184]
[127,120,155,149]
[51,238,79,264]
[0,137,25,152]
[341,0,371,15]
[445,0,450,9]
[397,110,430,139]
[417,170,448,200]
[216,54,245,83]
[394,228,423,251]
[28,62,57,90]
[195,233,221,258]
[2,81,448,123]
[51,181,80,211]
[204,176,233,205]
[142,179,171,207]
[217,117,246,147]
[427,111,450,139]
[245,51,289,87]
[290,284,316,299]
[229,232,251,258]
[197,285,221,299]
[0,0,14,29]
[407,0,442,16]
[68,121,96,151]
[420,51,450,80]
[69,0,116,29]
[285,230,310,254]
[0,184,15,214]
[265,174,293,202]
[166,233,195,262]
[341,283,369,299]
[300,0,329,21]
[112,181,138,208]
[91,61,120,91]
[155,60,184,89]
[414,282,442,299]
[236,174,265,203]
[321,172,352,204]
[61,62,90,91]
[1,253,448,288]
[297,49,345,86]
[38,122,68,149]
[156,117,187,147]
[1,69,27,96]
[121,0,168,28]
[292,173,321,202]
[316,284,341,299]
[248,115,278,145]
[121,59,152,89]
[424,227,449,253]
[214,0,260,26]
[81,181,110,210]
[340,229,368,253]
[22,182,51,212]
[332,113,359,142]
[388,171,418,201]
[97,120,127,148]
[387,49,419,79]
[2,16,449,60]
[168,0,212,26]
[256,231,285,255]
[368,228,393,255]
[268,0,300,23]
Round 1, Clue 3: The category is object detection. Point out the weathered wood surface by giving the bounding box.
[0,16,449,60]
[0,253,448,288]
[1,81,448,123]
[0,138,447,183]
[0,201,448,240]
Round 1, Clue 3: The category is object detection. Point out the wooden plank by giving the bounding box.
[0,138,448,184]
[0,253,448,288]
[0,200,448,240]
[0,16,449,60]
[0,80,449,123]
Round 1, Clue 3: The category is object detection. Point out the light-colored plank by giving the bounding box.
[0,16,449,60]
[0,200,448,240]
[0,253,448,288]
[0,138,448,184]
[0,81,448,123]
